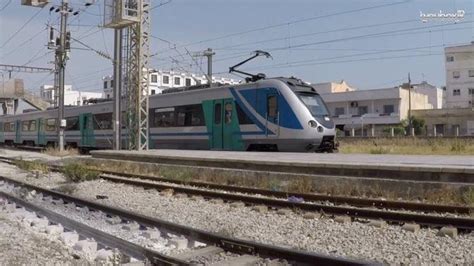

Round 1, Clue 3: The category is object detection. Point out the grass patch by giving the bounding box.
[42,147,79,157]
[14,159,49,174]
[339,137,474,155]
[62,163,100,182]
[462,187,474,206]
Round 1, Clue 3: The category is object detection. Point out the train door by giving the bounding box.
[37,118,46,146]
[79,113,95,147]
[204,99,243,150]
[265,91,280,137]
[211,100,224,149]
[15,120,21,144]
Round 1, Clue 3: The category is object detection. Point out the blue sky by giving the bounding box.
[1,0,473,94]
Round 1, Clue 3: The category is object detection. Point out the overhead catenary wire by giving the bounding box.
[154,0,411,55]
[0,7,44,48]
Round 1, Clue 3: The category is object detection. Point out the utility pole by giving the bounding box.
[113,29,122,150]
[57,0,69,152]
[202,48,215,87]
[407,73,413,136]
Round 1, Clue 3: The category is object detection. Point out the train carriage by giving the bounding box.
[0,77,337,152]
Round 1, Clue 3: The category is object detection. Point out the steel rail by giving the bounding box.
[0,191,186,266]
[98,170,472,214]
[99,174,474,231]
[0,175,370,266]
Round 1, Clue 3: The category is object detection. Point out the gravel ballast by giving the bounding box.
[0,201,88,265]
[0,157,473,264]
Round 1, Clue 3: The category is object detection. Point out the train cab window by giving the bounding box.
[267,95,278,118]
[66,117,79,131]
[93,113,113,130]
[46,119,56,131]
[214,103,222,124]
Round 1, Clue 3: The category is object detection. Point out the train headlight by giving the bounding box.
[317,126,324,133]
[308,120,317,128]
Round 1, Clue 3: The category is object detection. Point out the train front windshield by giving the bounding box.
[298,93,330,117]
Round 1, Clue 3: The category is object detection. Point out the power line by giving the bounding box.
[155,0,411,55]
[0,7,44,48]
[0,0,12,13]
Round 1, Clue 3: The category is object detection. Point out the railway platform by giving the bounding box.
[91,149,474,182]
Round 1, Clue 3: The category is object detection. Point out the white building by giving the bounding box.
[318,82,443,136]
[40,85,103,106]
[444,42,474,108]
[103,70,240,99]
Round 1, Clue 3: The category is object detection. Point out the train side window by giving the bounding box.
[65,117,79,131]
[175,105,204,127]
[214,103,222,124]
[29,120,36,131]
[5,122,15,132]
[93,113,113,130]
[267,95,278,118]
[22,121,29,132]
[236,104,253,125]
[151,108,175,127]
[46,119,56,131]
[225,103,233,124]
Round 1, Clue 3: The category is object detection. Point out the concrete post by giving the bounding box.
[433,126,437,137]
[371,125,375,137]
[410,127,415,137]
[455,126,459,137]
[390,127,394,137]
[351,128,355,137]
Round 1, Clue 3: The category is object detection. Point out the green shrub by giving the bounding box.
[14,159,49,174]
[63,163,100,182]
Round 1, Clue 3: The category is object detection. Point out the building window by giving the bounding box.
[103,81,108,89]
[174,77,181,85]
[469,70,474,77]
[151,90,156,95]
[185,78,191,87]
[334,107,345,116]
[163,76,169,84]
[107,94,110,99]
[111,79,114,88]
[383,105,394,114]
[151,74,158,83]
[446,55,454,62]
[453,89,461,96]
[358,106,368,116]
[453,71,460,79]
[469,88,474,95]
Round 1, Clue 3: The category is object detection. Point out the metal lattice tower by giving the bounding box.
[104,0,150,150]
[125,0,150,150]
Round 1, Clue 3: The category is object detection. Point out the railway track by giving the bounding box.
[0,175,369,265]
[97,174,474,232]
[1,155,473,231]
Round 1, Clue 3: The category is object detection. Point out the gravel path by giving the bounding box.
[0,203,88,265]
[1,159,473,265]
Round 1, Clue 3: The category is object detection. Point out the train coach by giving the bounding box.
[0,77,337,152]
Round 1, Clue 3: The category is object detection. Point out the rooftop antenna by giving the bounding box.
[229,50,272,82]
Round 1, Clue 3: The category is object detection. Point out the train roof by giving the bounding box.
[160,76,318,95]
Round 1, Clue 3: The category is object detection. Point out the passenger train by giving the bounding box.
[0,77,337,152]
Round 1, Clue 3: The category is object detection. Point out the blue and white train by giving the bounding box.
[0,77,337,152]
